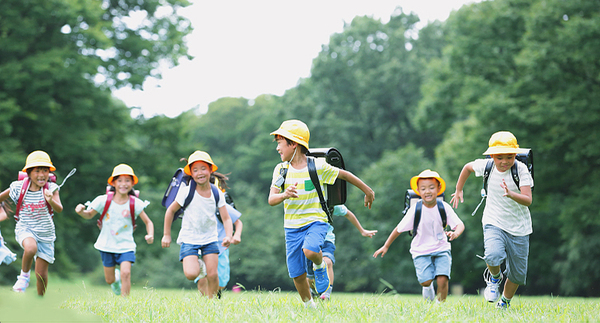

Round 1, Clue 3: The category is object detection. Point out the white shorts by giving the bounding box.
[16,227,55,264]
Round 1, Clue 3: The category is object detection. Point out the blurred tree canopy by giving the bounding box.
[1,0,599,297]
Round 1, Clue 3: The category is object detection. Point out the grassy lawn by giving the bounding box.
[1,280,599,322]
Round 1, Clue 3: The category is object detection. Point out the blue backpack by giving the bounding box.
[161,168,221,222]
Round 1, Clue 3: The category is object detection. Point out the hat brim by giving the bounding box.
[108,175,139,185]
[410,176,446,196]
[483,147,529,155]
[184,162,217,176]
[23,162,56,172]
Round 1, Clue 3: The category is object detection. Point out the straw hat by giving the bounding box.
[270,119,310,149]
[23,151,56,172]
[184,151,218,175]
[410,169,446,196]
[483,131,529,155]
[108,164,138,185]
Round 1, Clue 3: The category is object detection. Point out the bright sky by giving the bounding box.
[114,0,480,118]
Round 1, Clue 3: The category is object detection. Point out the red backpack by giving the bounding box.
[14,171,56,221]
[97,186,139,231]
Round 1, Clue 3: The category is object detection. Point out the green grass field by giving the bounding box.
[0,280,599,322]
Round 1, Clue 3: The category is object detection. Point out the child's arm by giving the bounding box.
[337,170,375,209]
[44,188,63,213]
[268,184,298,206]
[373,229,401,258]
[218,205,233,248]
[161,202,180,248]
[501,180,533,206]
[0,203,7,222]
[0,188,9,204]
[344,209,377,238]
[138,210,154,244]
[75,204,98,219]
[231,219,243,245]
[446,222,465,241]
[451,162,475,208]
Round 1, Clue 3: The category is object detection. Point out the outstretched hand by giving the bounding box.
[450,190,463,209]
[373,246,388,258]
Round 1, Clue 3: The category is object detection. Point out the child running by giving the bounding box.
[0,151,63,295]
[75,164,154,296]
[162,151,233,299]
[268,119,375,308]
[374,170,464,302]
[451,131,533,309]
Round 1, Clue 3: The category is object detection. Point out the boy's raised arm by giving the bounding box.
[451,162,475,209]
[337,170,375,209]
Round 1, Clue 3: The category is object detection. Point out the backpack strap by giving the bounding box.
[279,166,288,190]
[409,200,423,238]
[173,179,197,223]
[15,178,53,221]
[482,159,494,196]
[212,183,223,223]
[437,200,447,228]
[307,157,333,224]
[129,195,136,231]
[97,191,114,229]
[510,163,520,189]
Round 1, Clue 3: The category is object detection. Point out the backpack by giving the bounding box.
[14,171,57,221]
[161,168,222,223]
[403,189,447,238]
[473,149,534,215]
[97,186,139,231]
[278,147,346,224]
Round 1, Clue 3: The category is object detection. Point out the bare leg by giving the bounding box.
[203,253,219,298]
[120,261,132,296]
[436,275,449,302]
[35,258,49,296]
[21,237,37,272]
[293,272,311,302]
[503,278,519,299]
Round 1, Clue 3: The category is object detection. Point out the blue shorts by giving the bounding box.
[413,250,452,284]
[179,242,219,261]
[483,224,529,285]
[100,251,135,267]
[306,240,336,279]
[285,221,328,278]
[218,248,230,288]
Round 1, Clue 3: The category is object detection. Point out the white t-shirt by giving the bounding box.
[174,183,225,246]
[9,180,59,243]
[472,158,534,236]
[396,201,463,258]
[90,194,149,253]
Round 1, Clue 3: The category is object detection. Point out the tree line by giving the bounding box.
[1,0,599,296]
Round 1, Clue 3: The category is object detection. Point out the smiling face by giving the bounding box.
[275,135,297,162]
[492,154,516,173]
[113,175,134,195]
[417,178,441,207]
[27,167,50,191]
[190,160,212,185]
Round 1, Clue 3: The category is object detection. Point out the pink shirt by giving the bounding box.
[396,201,463,258]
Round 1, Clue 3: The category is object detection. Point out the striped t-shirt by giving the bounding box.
[9,180,58,243]
[271,158,339,229]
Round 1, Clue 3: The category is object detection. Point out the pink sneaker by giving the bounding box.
[13,274,30,293]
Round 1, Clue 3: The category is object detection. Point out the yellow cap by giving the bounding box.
[23,151,56,172]
[410,169,446,196]
[108,164,138,185]
[483,131,528,155]
[270,119,310,149]
[184,151,218,175]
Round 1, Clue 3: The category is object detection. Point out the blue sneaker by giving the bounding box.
[313,262,330,294]
[496,299,510,309]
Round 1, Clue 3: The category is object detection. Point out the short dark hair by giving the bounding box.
[275,135,309,155]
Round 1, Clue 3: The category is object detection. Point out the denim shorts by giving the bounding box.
[285,221,328,278]
[306,240,336,279]
[218,248,230,287]
[179,242,219,261]
[484,224,529,285]
[413,250,452,284]
[15,228,54,264]
[100,251,135,267]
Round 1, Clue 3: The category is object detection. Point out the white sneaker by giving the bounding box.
[483,268,503,303]
[422,284,435,301]
[194,257,207,283]
[111,268,122,295]
[12,274,30,293]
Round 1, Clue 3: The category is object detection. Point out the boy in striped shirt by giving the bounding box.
[268,120,375,308]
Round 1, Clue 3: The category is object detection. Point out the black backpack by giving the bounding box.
[278,147,346,224]
[403,189,447,238]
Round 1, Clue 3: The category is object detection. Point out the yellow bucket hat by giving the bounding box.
[483,131,529,155]
[108,164,138,185]
[270,119,310,149]
[410,169,446,196]
[23,150,56,172]
[184,151,218,175]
